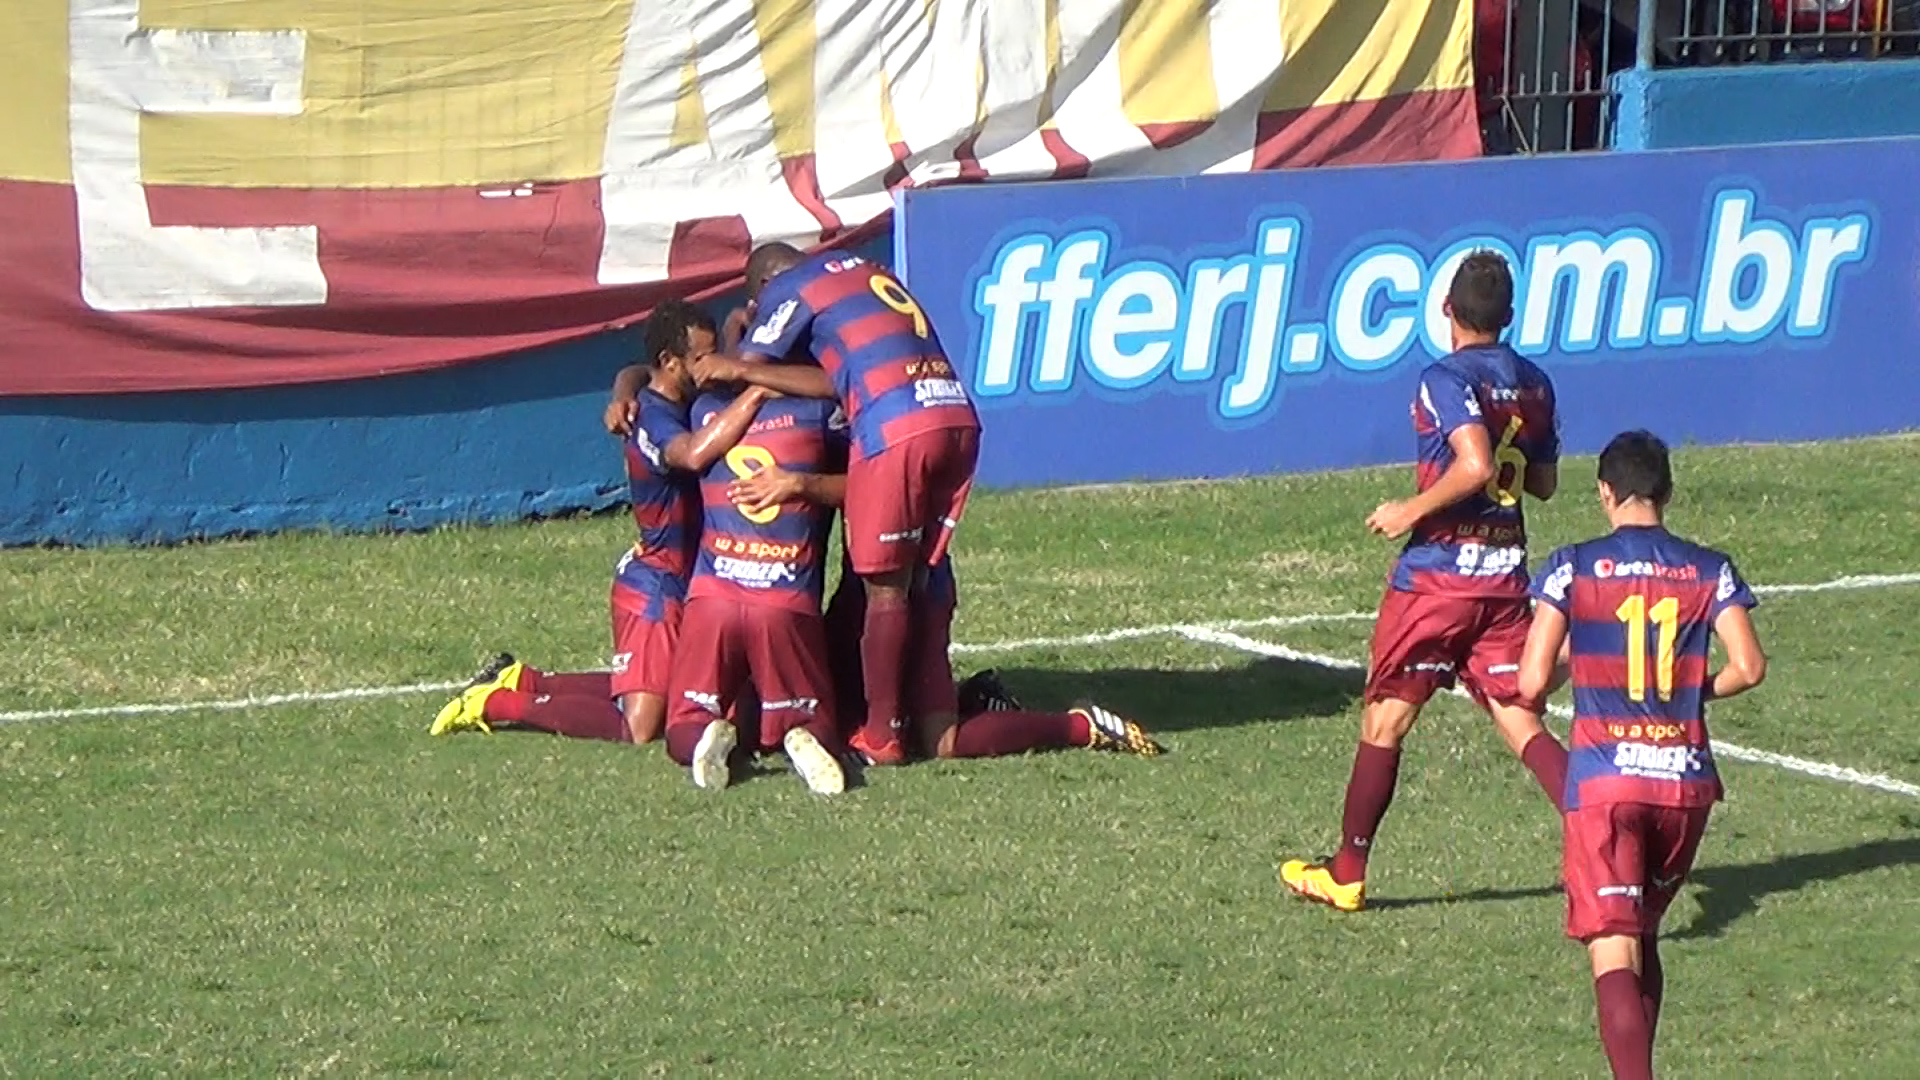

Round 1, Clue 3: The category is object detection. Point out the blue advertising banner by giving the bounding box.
[894,137,1919,488]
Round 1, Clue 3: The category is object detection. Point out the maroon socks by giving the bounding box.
[1329,742,1401,885]
[1594,968,1654,1080]
[483,690,629,743]
[1521,730,1571,810]
[948,710,1090,757]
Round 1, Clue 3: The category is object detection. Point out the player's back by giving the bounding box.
[621,389,701,590]
[1395,343,1559,596]
[688,392,844,613]
[1536,526,1750,810]
[755,252,977,459]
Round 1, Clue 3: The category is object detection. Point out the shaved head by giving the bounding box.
[744,242,804,300]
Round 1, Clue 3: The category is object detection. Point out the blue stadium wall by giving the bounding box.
[1613,58,1920,149]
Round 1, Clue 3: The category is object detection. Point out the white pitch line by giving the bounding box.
[4,567,1917,728]
[1177,625,1920,800]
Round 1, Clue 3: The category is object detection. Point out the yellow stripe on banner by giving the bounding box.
[135,0,632,189]
[1038,0,1064,129]
[1264,0,1474,114]
[672,37,711,148]
[1117,0,1220,128]
[0,5,74,182]
[752,0,816,160]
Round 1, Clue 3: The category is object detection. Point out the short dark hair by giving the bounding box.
[641,300,717,368]
[1597,430,1674,506]
[1447,250,1515,334]
[744,242,803,299]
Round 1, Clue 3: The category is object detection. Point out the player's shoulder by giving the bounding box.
[690,390,735,427]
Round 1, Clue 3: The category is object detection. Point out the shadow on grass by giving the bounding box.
[989,656,1361,735]
[1366,832,1920,942]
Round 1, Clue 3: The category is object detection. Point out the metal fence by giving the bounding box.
[1484,0,1920,154]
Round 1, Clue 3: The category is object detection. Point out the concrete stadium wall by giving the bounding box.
[1613,59,1920,150]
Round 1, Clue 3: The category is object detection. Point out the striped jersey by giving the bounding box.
[1391,344,1560,598]
[617,388,701,599]
[687,392,847,614]
[1532,525,1758,811]
[738,251,979,461]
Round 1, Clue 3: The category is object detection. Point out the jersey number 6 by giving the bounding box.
[1485,414,1528,508]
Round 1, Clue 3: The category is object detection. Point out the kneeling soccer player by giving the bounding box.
[1518,431,1766,1080]
[662,387,849,794]
[430,302,768,744]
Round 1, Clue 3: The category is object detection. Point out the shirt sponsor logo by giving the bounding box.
[611,650,632,675]
[714,555,799,587]
[1612,741,1706,780]
[750,299,799,345]
[714,537,801,560]
[1593,558,1699,581]
[913,377,969,407]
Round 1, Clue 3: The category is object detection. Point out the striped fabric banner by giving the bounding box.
[0,0,1478,395]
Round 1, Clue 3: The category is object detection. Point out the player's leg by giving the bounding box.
[744,605,845,795]
[1566,803,1660,1080]
[1281,589,1457,911]
[609,592,681,744]
[429,652,629,743]
[843,439,930,765]
[662,598,745,789]
[1638,806,1711,1049]
[1463,599,1569,809]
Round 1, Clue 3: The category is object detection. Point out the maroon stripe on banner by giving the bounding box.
[1039,129,1091,180]
[1253,86,1482,168]
[1139,120,1213,151]
[781,154,842,238]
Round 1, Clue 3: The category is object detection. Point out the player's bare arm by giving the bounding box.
[1518,602,1571,704]
[664,387,772,472]
[1524,462,1558,501]
[691,352,837,399]
[605,364,648,435]
[720,306,752,352]
[1707,604,1768,700]
[1366,423,1496,538]
[729,464,846,514]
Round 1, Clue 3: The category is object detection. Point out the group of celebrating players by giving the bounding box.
[427,242,1162,797]
[430,244,1764,1080]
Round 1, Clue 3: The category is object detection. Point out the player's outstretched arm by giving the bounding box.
[1707,605,1767,701]
[1367,424,1495,538]
[667,387,771,472]
[1524,462,1558,501]
[691,352,836,400]
[729,466,845,514]
[1518,602,1571,704]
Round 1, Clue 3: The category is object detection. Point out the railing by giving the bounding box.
[1484,0,1920,154]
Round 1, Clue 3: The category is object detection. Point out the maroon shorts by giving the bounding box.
[609,586,682,700]
[1365,588,1533,708]
[664,597,837,753]
[1563,802,1711,941]
[845,426,979,576]
[823,574,959,738]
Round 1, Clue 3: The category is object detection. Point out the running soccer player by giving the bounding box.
[1519,431,1765,1080]
[430,302,768,744]
[728,464,1163,760]
[687,243,981,768]
[1282,251,1571,912]
[662,387,849,794]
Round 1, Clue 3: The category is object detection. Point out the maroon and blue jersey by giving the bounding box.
[738,251,979,461]
[1391,344,1559,598]
[687,391,848,614]
[616,389,701,603]
[1532,525,1758,811]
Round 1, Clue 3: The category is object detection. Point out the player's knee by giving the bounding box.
[1586,934,1642,978]
[863,570,913,602]
[623,693,665,744]
[1360,698,1419,747]
[921,717,959,759]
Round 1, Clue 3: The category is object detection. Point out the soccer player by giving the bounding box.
[687,243,982,767]
[430,302,768,744]
[729,464,1163,760]
[1519,431,1764,1080]
[1282,251,1571,912]
[661,386,849,795]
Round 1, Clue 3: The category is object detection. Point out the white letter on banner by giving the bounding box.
[68,0,326,312]
[598,1,820,285]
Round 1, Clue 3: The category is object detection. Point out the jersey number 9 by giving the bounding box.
[869,274,929,337]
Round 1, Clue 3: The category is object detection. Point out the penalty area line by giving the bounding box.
[1176,625,1920,801]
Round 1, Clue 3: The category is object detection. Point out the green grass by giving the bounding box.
[5,433,1920,1077]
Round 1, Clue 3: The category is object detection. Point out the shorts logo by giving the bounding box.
[611,651,632,675]
[1405,661,1456,674]
[878,527,923,544]
[681,689,722,716]
[1596,884,1644,900]
[750,299,798,345]
[1485,663,1520,675]
[761,697,820,716]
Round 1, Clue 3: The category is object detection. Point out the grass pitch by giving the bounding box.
[5,434,1919,1077]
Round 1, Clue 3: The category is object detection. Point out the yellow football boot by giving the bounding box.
[1280,859,1366,912]
[429,683,495,737]
[1074,703,1164,756]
